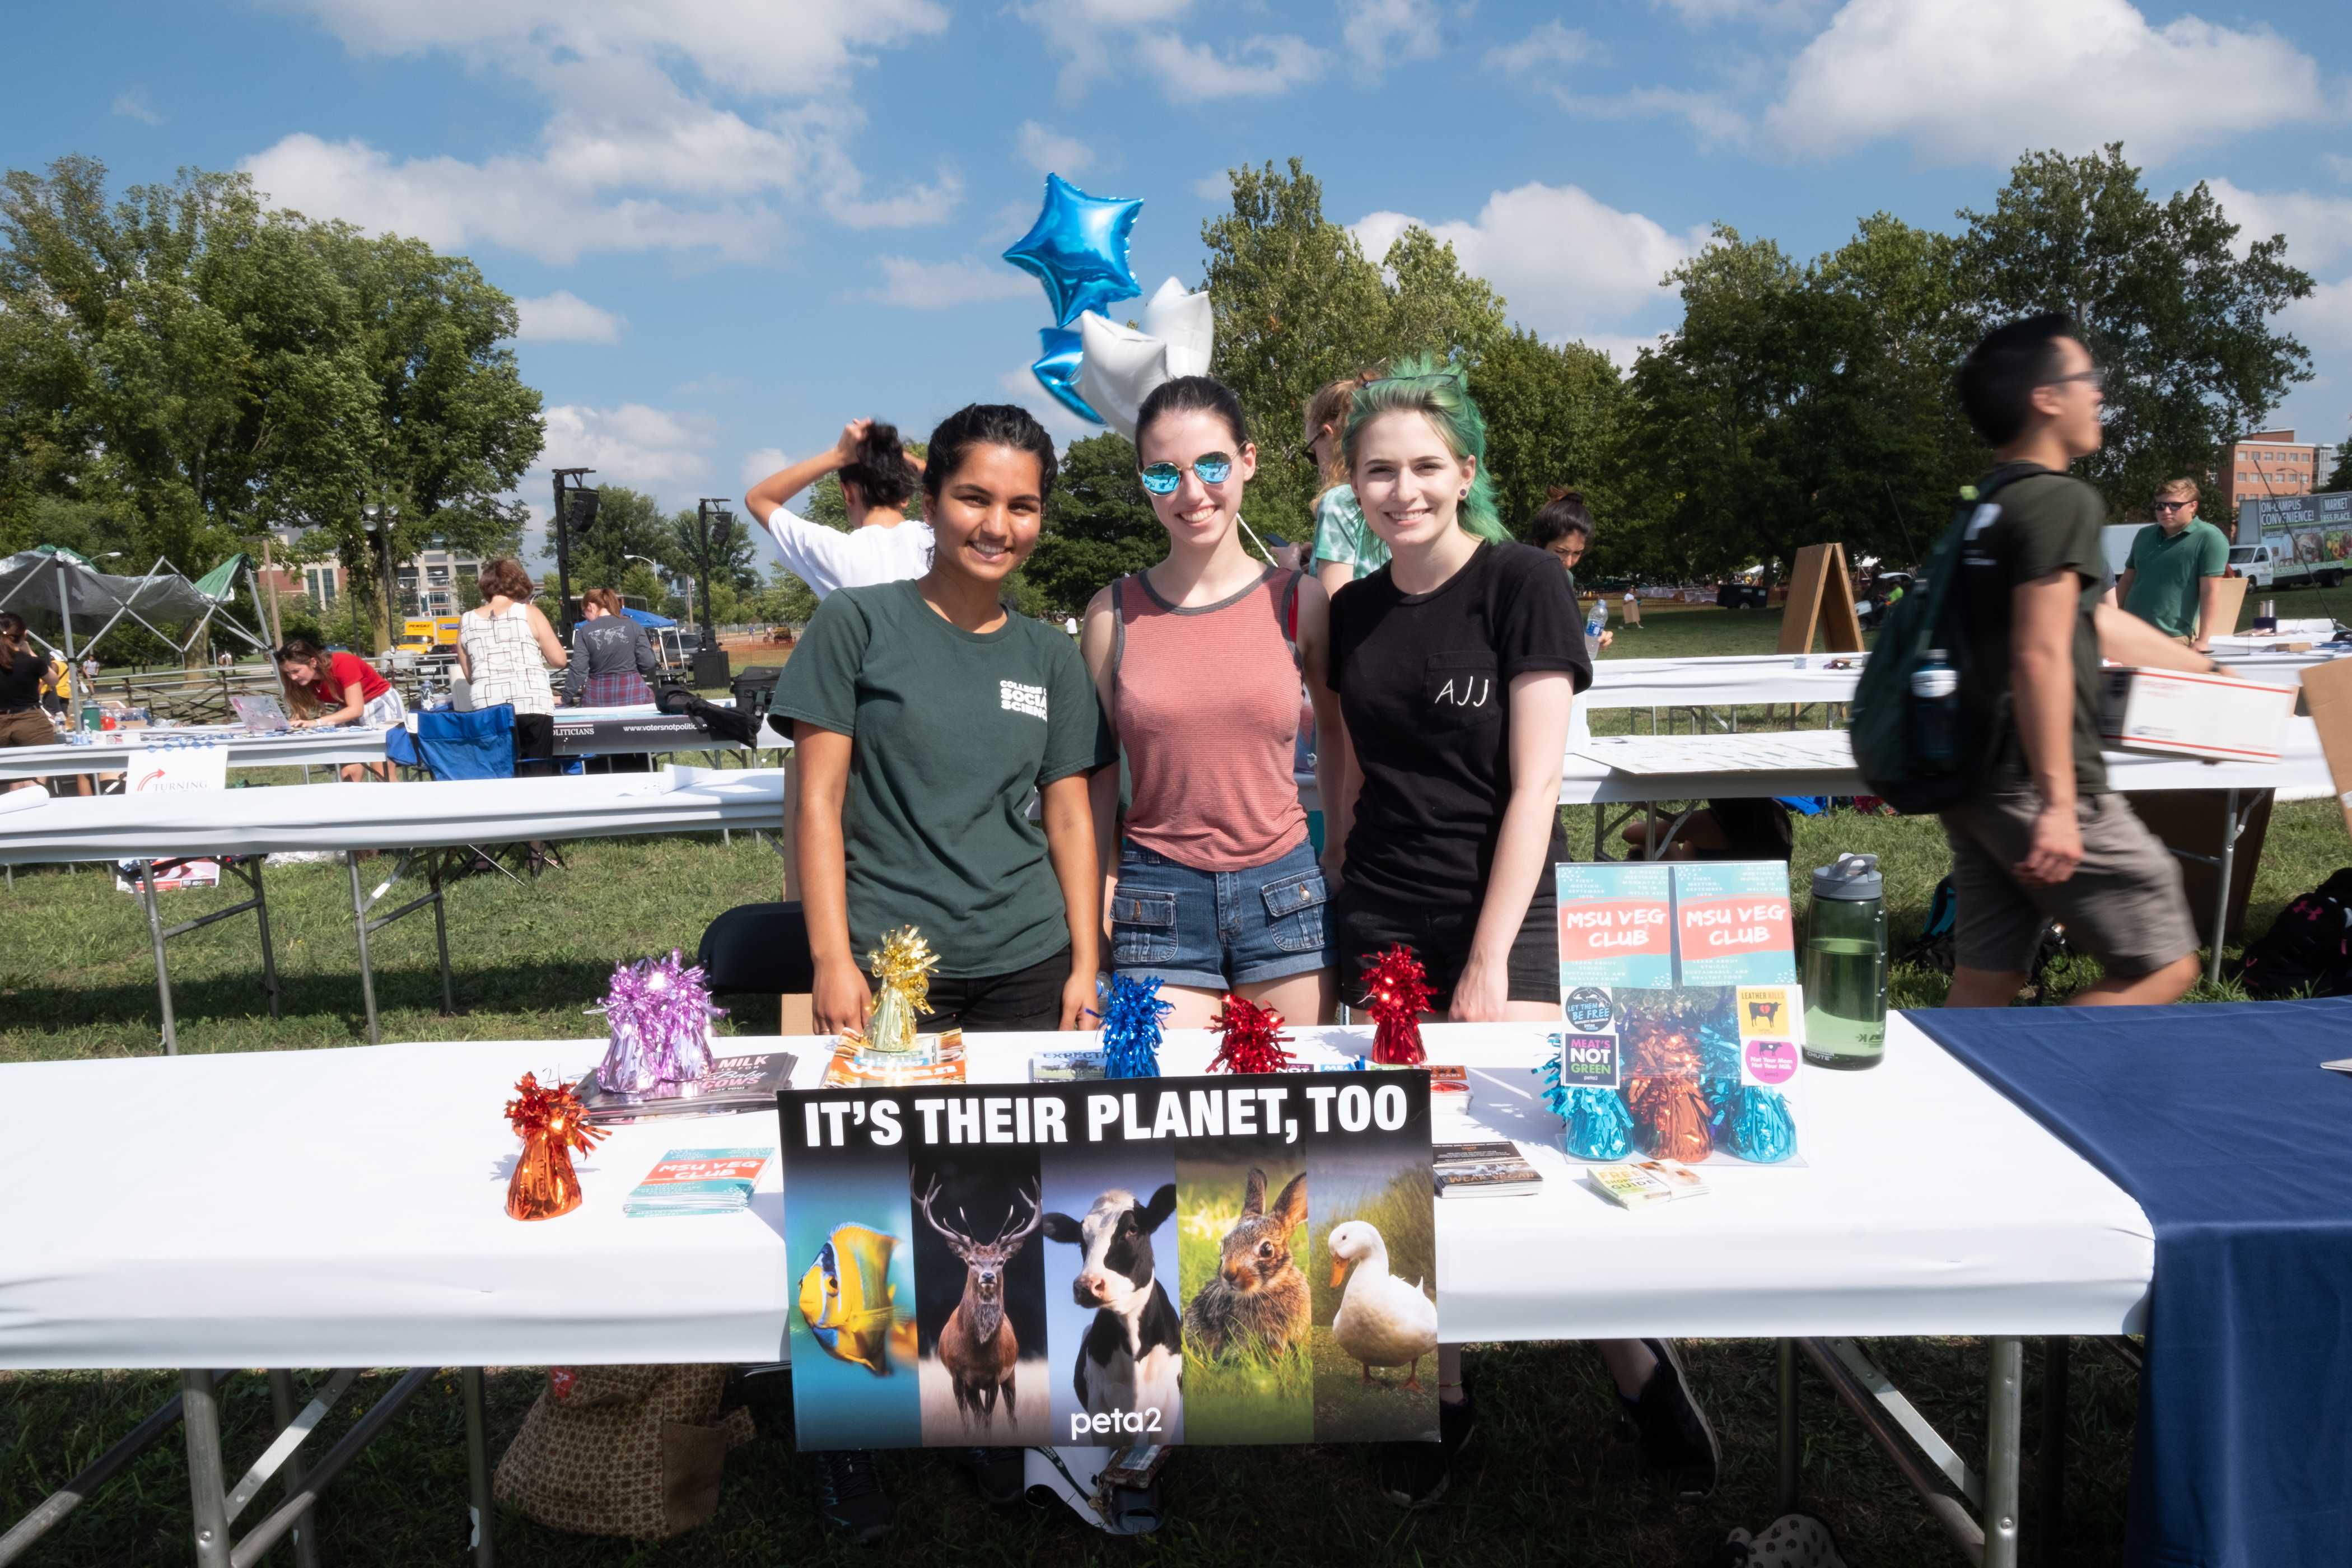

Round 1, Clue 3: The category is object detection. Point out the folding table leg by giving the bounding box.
[141,860,180,1057]
[246,858,281,1022]
[265,1370,321,1568]
[2207,788,2244,986]
[1984,1336,2024,1568]
[348,851,381,1046]
[1776,1338,1799,1515]
[430,848,454,1015]
[181,1369,232,1568]
[2038,1337,2068,1568]
[463,1368,496,1567]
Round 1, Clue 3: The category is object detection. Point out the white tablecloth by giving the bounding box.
[0,1016,2150,1369]
[0,764,784,865]
[1585,654,1868,710]
[1564,717,2336,805]
[0,727,389,780]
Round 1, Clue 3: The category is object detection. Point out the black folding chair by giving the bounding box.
[697,902,817,1035]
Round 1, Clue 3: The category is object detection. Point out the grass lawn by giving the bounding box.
[3,600,2342,1565]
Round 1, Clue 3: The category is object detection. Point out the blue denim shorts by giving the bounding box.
[1109,836,1333,990]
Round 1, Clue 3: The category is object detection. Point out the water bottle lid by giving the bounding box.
[1812,852,1882,901]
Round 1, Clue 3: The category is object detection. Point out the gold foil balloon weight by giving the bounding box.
[862,926,938,1054]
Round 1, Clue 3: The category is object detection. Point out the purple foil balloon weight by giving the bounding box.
[595,950,724,1093]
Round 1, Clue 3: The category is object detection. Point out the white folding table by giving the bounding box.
[0,1015,2140,1568]
[0,767,787,1051]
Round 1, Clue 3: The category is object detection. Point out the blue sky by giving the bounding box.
[7,0,2349,568]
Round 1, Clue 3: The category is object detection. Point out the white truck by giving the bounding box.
[2227,492,2352,589]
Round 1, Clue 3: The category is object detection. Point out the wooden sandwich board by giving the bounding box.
[1777,542,1865,655]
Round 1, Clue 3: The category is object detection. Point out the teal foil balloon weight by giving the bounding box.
[1031,325,1103,423]
[1722,1085,1797,1163]
[1537,1057,1634,1160]
[1003,174,1144,326]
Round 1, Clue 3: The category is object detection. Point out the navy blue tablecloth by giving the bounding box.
[1913,1001,2352,1568]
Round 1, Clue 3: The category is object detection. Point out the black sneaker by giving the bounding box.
[812,1449,892,1543]
[950,1446,1026,1506]
[1376,1387,1477,1508]
[1615,1339,1719,1499]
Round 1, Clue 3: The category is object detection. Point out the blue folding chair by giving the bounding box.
[385,704,517,781]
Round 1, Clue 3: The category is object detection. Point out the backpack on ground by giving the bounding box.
[656,682,760,747]
[2231,869,2352,998]
[1850,470,2027,815]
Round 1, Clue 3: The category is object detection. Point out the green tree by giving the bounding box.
[545,485,681,591]
[1952,144,2313,515]
[1024,433,1161,613]
[1200,158,1506,537]
[1468,329,1634,551]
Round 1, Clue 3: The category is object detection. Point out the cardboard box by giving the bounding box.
[2097,668,2298,762]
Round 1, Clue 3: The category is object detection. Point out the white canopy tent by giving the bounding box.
[0,547,273,674]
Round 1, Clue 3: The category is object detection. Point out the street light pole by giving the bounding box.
[551,469,596,640]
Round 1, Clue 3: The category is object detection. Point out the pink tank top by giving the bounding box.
[1113,566,1309,870]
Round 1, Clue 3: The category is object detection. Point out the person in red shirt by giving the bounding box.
[274,636,407,781]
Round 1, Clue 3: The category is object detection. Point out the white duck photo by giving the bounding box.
[1327,1220,1439,1390]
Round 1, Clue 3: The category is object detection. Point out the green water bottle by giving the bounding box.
[1803,852,1886,1070]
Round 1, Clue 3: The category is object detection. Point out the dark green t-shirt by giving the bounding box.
[2122,517,2229,638]
[1956,464,2110,794]
[773,578,1115,978]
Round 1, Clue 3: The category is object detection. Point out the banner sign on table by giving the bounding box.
[778,1074,1437,1449]
[1551,862,1806,1166]
[111,746,228,890]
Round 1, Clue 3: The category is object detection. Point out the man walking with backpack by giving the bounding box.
[1939,314,2220,1008]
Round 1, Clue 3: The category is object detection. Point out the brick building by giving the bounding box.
[2216,430,2326,512]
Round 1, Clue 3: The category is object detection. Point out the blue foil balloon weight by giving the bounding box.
[1095,973,1170,1079]
[1720,1085,1797,1164]
[1536,1058,1635,1160]
[1031,326,1104,423]
[1004,173,1144,326]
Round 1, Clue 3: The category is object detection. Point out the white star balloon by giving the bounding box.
[1076,278,1215,442]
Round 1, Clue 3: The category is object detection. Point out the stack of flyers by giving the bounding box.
[824,1030,965,1088]
[577,1051,799,1125]
[1588,1158,1710,1210]
[1431,1140,1542,1199]
[623,1147,773,1217]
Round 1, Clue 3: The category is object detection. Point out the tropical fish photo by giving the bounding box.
[798,1223,917,1375]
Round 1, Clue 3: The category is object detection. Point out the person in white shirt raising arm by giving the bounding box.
[743,418,933,599]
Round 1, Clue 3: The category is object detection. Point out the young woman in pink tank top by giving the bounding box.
[1079,376,1340,1027]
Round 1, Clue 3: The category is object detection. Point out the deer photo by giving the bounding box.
[914,1175,1042,1432]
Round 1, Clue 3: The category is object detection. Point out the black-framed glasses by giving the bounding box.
[2048,367,2108,389]
[1139,452,1234,494]
[2152,500,2192,512]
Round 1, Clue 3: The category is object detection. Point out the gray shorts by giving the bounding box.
[1938,769,2198,978]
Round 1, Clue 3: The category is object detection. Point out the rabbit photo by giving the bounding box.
[1183,1168,1310,1359]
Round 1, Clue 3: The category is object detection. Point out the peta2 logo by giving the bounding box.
[1000,680,1048,721]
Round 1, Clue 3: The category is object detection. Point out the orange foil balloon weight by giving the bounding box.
[505,1073,606,1221]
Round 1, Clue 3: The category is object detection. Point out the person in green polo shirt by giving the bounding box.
[2118,477,2231,650]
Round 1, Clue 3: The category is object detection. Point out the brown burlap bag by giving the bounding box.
[492,1364,758,1539]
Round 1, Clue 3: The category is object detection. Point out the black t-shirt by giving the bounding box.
[1329,540,1592,906]
[0,646,50,713]
[1955,461,2109,794]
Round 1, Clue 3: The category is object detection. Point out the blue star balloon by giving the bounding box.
[1004,174,1144,328]
[1030,325,1105,424]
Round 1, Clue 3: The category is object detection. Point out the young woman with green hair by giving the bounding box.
[1324,358,1719,1509]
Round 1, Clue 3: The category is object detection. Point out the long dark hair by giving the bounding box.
[274,635,337,716]
[922,404,1058,508]
[0,612,27,671]
[1529,488,1597,550]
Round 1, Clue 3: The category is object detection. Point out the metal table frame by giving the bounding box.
[0,1367,496,1568]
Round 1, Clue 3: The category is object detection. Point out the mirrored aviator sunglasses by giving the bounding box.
[1138,452,1234,495]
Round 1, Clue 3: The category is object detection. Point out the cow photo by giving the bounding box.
[1040,1143,1183,1446]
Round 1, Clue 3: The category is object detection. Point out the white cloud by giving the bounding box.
[112,88,162,125]
[1140,33,1328,101]
[1016,0,1323,104]
[2207,180,2352,271]
[1192,171,1233,200]
[246,1,953,262]
[1352,183,1708,336]
[741,447,791,487]
[2292,277,2352,353]
[997,363,1100,447]
[852,255,1039,309]
[1485,19,1600,74]
[1017,122,1094,176]
[1651,0,1830,26]
[512,291,629,343]
[1341,0,1441,80]
[1766,0,2338,166]
[535,404,720,493]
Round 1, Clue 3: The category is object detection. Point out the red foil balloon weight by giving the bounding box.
[1360,945,1430,1066]
[1621,996,1716,1163]
[505,1073,607,1221]
[1207,995,1295,1075]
